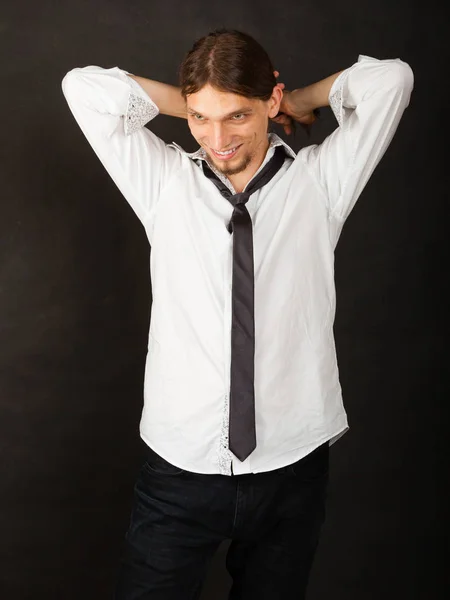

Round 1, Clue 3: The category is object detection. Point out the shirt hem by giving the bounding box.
[139,421,350,477]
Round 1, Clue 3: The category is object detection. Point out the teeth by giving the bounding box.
[215,147,236,156]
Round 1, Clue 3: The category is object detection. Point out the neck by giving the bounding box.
[228,137,270,193]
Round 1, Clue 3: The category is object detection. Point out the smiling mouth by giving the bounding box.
[210,145,241,160]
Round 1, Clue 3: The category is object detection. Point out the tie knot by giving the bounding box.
[232,192,250,206]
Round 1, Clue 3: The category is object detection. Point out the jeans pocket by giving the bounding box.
[142,446,186,476]
[288,442,329,480]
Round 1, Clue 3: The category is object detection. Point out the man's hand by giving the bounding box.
[271,71,318,136]
[271,68,345,135]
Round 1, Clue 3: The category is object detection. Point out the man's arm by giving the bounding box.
[127,74,187,119]
[286,70,345,113]
[296,55,414,231]
[273,70,345,134]
[61,66,183,224]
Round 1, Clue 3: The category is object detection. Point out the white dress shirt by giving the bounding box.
[61,54,414,476]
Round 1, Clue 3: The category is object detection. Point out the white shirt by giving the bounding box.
[61,54,414,476]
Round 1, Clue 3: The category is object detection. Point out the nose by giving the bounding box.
[209,122,229,151]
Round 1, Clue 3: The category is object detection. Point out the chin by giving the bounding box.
[212,152,252,176]
[220,164,246,176]
[221,158,252,176]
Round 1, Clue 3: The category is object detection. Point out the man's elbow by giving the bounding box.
[385,60,415,105]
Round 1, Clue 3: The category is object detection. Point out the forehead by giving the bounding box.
[186,84,260,119]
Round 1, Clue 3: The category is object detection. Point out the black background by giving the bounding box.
[1,0,448,598]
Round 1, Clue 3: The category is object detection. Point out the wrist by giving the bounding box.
[294,70,345,111]
[128,75,187,119]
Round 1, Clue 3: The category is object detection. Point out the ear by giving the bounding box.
[267,85,283,119]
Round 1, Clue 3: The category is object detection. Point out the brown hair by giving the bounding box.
[178,28,320,138]
[178,29,276,101]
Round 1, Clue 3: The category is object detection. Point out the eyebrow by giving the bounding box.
[186,107,254,119]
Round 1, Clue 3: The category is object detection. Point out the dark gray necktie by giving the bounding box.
[202,145,286,461]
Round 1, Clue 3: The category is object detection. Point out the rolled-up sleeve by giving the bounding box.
[300,55,414,227]
[61,66,182,224]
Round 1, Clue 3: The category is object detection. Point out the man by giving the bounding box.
[61,29,413,600]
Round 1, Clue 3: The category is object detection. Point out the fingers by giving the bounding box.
[274,71,285,90]
[273,113,291,125]
[271,112,294,135]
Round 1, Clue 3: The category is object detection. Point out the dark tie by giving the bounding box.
[202,145,287,461]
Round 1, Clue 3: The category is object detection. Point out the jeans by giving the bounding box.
[115,441,330,600]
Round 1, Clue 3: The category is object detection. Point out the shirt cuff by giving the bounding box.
[122,71,160,136]
[328,67,352,128]
[328,55,384,128]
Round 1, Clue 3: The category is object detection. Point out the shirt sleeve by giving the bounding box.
[61,65,182,224]
[299,54,414,224]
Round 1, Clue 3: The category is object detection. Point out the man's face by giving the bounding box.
[186,84,281,178]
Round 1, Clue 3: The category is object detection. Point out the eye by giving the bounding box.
[231,114,246,121]
[193,114,204,121]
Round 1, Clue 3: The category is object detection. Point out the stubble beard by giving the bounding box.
[207,147,254,177]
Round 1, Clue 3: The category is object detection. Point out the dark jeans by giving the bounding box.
[115,441,330,600]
